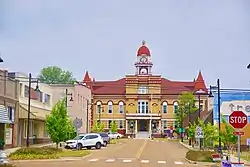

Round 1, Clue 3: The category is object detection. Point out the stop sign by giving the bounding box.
[229,111,248,129]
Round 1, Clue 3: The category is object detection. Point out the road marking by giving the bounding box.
[158,161,166,164]
[122,159,132,163]
[174,161,184,164]
[141,160,149,163]
[106,159,115,162]
[135,139,148,159]
[89,158,98,162]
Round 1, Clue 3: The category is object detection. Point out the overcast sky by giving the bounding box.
[1,0,250,88]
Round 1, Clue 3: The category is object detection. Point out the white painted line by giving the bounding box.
[106,159,115,162]
[89,159,98,162]
[158,161,166,164]
[174,161,184,164]
[122,159,132,163]
[141,160,149,163]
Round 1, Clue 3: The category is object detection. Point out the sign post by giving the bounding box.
[195,126,204,150]
[73,117,83,150]
[229,110,248,165]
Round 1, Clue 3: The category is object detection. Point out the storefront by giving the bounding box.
[0,105,14,148]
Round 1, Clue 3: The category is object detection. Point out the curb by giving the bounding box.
[10,153,92,163]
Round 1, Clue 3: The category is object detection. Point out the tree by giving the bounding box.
[92,122,104,132]
[110,121,118,133]
[186,122,196,146]
[174,91,197,138]
[220,117,237,153]
[45,98,75,148]
[38,66,75,84]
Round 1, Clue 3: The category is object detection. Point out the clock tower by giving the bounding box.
[134,40,153,75]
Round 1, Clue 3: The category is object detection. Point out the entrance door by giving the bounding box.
[139,120,147,131]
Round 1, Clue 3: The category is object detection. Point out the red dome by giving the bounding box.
[137,41,151,56]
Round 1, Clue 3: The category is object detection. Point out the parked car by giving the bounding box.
[98,132,110,147]
[65,133,104,150]
[107,132,123,139]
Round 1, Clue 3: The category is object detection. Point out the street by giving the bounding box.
[13,139,209,167]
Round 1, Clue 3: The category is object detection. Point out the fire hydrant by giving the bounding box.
[0,151,8,164]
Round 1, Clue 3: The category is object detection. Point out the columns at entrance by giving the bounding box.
[125,120,128,134]
[135,120,138,133]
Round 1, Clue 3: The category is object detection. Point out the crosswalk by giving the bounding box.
[87,158,184,164]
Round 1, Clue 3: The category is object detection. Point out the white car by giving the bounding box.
[107,132,123,139]
[65,133,104,149]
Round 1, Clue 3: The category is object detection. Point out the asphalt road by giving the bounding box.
[14,139,208,167]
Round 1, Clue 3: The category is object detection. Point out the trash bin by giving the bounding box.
[33,135,36,144]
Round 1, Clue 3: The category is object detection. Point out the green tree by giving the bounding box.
[38,66,75,84]
[220,117,237,153]
[110,121,118,133]
[92,122,104,132]
[65,119,77,140]
[186,122,196,146]
[174,92,197,135]
[45,98,75,148]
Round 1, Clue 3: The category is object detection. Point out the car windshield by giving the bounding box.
[74,135,84,140]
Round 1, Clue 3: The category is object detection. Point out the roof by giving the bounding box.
[137,40,151,56]
[91,71,206,95]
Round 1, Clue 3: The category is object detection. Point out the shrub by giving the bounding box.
[8,147,61,160]
[186,150,216,162]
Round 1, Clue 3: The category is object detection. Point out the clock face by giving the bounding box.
[140,68,147,74]
[140,56,147,63]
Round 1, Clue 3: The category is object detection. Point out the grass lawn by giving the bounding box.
[58,149,91,157]
[234,152,250,161]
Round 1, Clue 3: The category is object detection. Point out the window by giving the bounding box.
[173,102,178,113]
[19,83,23,96]
[138,86,148,94]
[138,101,148,113]
[96,101,102,114]
[99,133,109,137]
[118,120,124,129]
[7,106,14,121]
[119,101,124,113]
[42,93,51,105]
[24,85,29,97]
[108,101,113,114]
[162,120,167,129]
[162,102,167,113]
[108,120,112,128]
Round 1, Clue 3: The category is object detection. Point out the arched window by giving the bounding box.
[173,102,178,113]
[96,101,102,114]
[119,101,124,114]
[162,102,168,113]
[108,101,113,114]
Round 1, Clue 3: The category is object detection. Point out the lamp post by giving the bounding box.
[209,79,221,153]
[26,73,40,147]
[0,57,3,63]
[195,89,206,119]
[97,105,104,123]
[86,99,93,133]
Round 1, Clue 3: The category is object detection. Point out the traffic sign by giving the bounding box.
[195,126,204,138]
[73,118,83,129]
[233,131,244,136]
[229,111,248,129]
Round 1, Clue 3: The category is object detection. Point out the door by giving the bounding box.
[139,120,147,131]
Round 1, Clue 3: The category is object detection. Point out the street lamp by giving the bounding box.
[209,79,221,153]
[0,57,3,63]
[97,105,104,123]
[26,73,40,147]
[65,89,73,108]
[247,64,250,69]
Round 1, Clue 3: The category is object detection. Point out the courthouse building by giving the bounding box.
[83,41,209,137]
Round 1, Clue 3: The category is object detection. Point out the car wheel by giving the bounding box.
[117,136,120,139]
[77,143,82,150]
[86,146,91,149]
[95,142,101,149]
[103,141,107,147]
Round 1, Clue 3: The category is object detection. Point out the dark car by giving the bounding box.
[98,132,110,147]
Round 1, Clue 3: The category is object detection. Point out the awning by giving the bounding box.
[19,104,51,121]
[0,105,13,124]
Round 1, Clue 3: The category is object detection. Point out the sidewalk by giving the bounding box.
[2,143,54,156]
[179,141,250,166]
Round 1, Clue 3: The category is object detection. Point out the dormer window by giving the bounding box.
[138,86,148,94]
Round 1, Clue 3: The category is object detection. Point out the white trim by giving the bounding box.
[99,118,125,121]
[161,118,176,121]
[126,113,160,116]
[126,116,161,120]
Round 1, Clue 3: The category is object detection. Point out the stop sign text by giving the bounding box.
[229,111,248,129]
